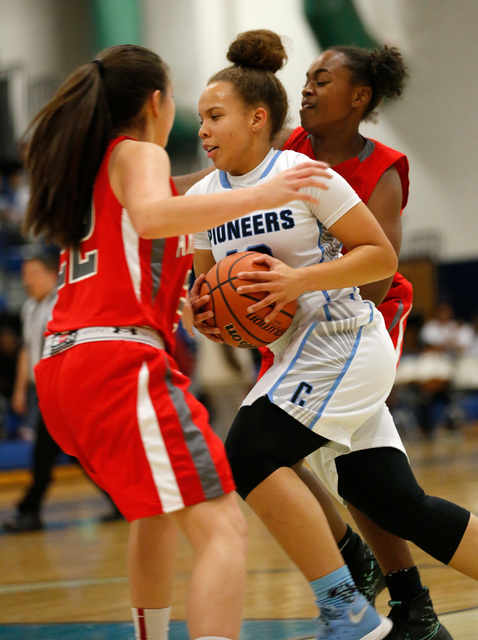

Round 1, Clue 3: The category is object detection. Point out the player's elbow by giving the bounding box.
[382,243,398,277]
[133,221,159,239]
[129,210,168,240]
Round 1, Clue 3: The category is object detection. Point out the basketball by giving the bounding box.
[199,251,297,349]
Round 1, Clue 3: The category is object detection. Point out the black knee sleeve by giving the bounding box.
[336,447,470,564]
[225,396,328,500]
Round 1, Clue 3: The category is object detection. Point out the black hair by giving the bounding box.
[329,45,408,121]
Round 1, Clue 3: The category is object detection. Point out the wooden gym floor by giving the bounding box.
[1,425,478,639]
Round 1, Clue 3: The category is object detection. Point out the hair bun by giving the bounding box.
[227,29,287,73]
[368,45,408,100]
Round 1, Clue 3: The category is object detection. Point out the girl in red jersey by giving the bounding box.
[21,44,330,640]
[264,45,449,639]
[281,45,412,362]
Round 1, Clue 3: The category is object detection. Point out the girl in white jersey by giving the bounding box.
[190,30,478,640]
[190,30,395,640]
[22,44,331,640]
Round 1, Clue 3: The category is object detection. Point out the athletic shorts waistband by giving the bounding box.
[42,326,165,358]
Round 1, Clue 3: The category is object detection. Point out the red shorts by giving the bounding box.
[35,340,235,521]
[257,273,414,378]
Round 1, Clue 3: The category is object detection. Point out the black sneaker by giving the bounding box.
[3,512,44,533]
[346,535,387,606]
[387,587,453,639]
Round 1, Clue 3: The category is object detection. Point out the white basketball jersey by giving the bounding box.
[190,149,373,348]
[190,151,406,488]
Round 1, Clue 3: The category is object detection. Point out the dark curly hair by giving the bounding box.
[329,45,408,121]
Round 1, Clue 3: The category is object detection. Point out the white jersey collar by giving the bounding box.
[219,148,282,189]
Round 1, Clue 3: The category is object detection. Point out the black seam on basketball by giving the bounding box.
[216,284,289,346]
[224,256,293,317]
[226,253,252,283]
[206,276,243,297]
[278,308,295,319]
[227,254,260,292]
[224,290,295,321]
[200,279,217,324]
[214,280,273,346]
[207,253,293,345]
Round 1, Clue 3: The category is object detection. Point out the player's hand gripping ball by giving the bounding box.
[199,251,297,349]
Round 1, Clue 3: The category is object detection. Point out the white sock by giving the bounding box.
[132,607,171,640]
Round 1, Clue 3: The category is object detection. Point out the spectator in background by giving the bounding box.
[3,252,121,532]
[0,163,28,249]
[3,252,58,531]
[0,321,21,439]
[419,302,470,356]
[451,314,478,403]
[10,253,58,435]
[394,303,471,439]
[467,315,478,357]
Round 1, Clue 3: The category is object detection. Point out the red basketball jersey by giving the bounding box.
[48,136,193,354]
[283,127,409,209]
[283,127,413,358]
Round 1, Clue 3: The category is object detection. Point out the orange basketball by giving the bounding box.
[199,251,297,349]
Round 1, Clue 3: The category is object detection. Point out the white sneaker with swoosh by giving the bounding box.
[316,592,393,639]
[348,604,369,624]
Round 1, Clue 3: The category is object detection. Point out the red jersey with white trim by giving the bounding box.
[283,127,413,359]
[283,128,409,209]
[48,136,193,354]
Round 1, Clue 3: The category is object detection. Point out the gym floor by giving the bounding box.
[1,425,478,639]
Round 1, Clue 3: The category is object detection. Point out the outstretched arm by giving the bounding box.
[112,140,331,239]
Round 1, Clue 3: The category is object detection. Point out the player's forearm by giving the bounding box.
[296,245,397,296]
[134,188,268,239]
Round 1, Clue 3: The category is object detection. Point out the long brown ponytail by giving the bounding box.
[23,44,170,248]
